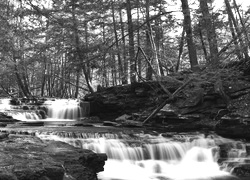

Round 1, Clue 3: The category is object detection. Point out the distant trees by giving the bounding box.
[0,0,250,97]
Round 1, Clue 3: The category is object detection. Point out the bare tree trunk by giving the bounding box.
[200,0,219,66]
[176,21,186,72]
[181,0,199,71]
[119,8,128,84]
[224,0,249,61]
[145,0,153,80]
[233,0,250,47]
[136,0,142,80]
[198,20,208,61]
[154,16,165,76]
[126,0,136,83]
[13,63,30,97]
[111,0,125,84]
[227,13,242,60]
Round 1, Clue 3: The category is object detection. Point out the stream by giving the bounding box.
[0,98,248,180]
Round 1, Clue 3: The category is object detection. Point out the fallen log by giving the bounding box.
[143,78,192,124]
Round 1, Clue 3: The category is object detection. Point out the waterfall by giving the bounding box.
[36,132,235,180]
[0,98,90,122]
[46,99,89,120]
[0,98,11,111]
[10,111,41,121]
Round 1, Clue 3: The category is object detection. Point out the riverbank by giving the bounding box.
[84,69,250,139]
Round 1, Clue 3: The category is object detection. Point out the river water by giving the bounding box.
[0,98,246,180]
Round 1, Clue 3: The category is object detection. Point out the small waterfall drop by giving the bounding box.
[36,132,235,180]
[46,99,89,120]
[0,98,11,111]
[0,98,90,122]
[10,111,41,121]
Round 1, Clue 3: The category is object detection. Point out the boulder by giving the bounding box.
[0,133,107,180]
[231,164,250,179]
[215,114,250,140]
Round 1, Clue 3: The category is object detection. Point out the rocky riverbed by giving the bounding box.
[0,69,250,180]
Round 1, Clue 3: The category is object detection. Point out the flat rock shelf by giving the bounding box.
[0,132,107,180]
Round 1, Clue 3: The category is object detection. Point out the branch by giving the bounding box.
[142,78,192,124]
[106,11,177,51]
[138,46,172,97]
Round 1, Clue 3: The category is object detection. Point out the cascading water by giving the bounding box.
[0,98,90,122]
[45,99,90,120]
[0,98,11,111]
[37,132,237,180]
[0,98,245,179]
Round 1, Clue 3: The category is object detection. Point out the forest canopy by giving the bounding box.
[0,0,250,98]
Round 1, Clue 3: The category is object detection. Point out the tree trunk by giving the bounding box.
[200,0,219,66]
[145,0,153,80]
[111,0,125,84]
[119,8,128,84]
[233,0,250,48]
[198,20,208,61]
[176,21,186,72]
[154,16,165,76]
[14,64,30,97]
[227,13,242,60]
[181,0,199,71]
[71,0,93,95]
[224,0,249,61]
[126,0,136,83]
[136,0,142,80]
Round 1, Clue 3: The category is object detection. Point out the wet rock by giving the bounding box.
[18,121,45,126]
[79,116,101,123]
[0,123,7,127]
[159,104,177,116]
[22,106,29,110]
[0,135,107,180]
[103,121,120,127]
[115,114,132,121]
[215,114,250,140]
[79,150,107,172]
[231,164,250,179]
[37,110,47,119]
[72,123,94,127]
[0,133,9,140]
[121,120,143,127]
[246,144,250,156]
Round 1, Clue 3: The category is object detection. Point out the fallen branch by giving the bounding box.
[142,78,192,124]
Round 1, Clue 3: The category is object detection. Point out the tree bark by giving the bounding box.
[224,0,249,61]
[200,0,219,66]
[227,13,242,60]
[71,0,93,96]
[181,0,199,71]
[198,20,208,62]
[176,20,186,72]
[126,0,136,83]
[233,0,250,48]
[119,8,128,84]
[145,0,153,80]
[111,0,125,84]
